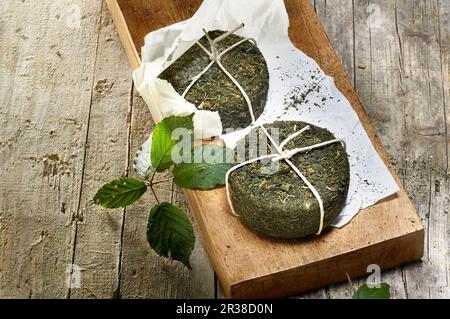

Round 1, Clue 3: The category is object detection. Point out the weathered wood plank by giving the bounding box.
[314,0,410,299]
[69,1,133,299]
[216,0,450,298]
[329,0,449,299]
[1,0,447,299]
[303,0,357,299]
[0,0,103,297]
[438,0,450,297]
[117,88,215,298]
[315,0,355,84]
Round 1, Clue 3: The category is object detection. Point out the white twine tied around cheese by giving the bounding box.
[184,24,344,235]
[225,126,344,235]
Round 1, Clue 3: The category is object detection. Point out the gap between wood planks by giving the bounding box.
[66,0,215,298]
[0,0,106,298]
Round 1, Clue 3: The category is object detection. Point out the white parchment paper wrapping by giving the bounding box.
[133,0,399,227]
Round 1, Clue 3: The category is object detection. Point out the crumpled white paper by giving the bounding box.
[133,0,399,227]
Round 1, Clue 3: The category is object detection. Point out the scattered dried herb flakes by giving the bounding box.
[229,121,350,239]
[159,31,269,131]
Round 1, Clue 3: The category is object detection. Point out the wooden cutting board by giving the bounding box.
[106,0,424,298]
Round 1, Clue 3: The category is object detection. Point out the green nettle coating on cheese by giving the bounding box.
[229,121,350,239]
[159,30,269,130]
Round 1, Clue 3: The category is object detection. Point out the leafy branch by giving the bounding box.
[93,114,231,268]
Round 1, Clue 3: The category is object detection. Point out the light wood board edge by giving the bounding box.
[106,0,425,298]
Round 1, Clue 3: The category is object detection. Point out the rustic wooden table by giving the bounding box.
[0,0,448,299]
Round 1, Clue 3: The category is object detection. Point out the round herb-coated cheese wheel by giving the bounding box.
[229,121,350,239]
[159,30,269,131]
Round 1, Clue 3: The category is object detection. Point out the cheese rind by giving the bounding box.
[229,121,350,238]
[159,30,269,131]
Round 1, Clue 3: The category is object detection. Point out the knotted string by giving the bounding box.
[182,24,344,235]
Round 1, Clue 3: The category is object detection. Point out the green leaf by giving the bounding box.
[147,202,195,268]
[173,145,233,190]
[93,178,147,208]
[151,115,194,172]
[352,283,391,299]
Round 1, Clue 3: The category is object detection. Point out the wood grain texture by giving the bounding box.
[392,0,449,298]
[315,0,449,299]
[107,0,424,298]
[319,0,409,299]
[0,0,103,298]
[69,1,132,299]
